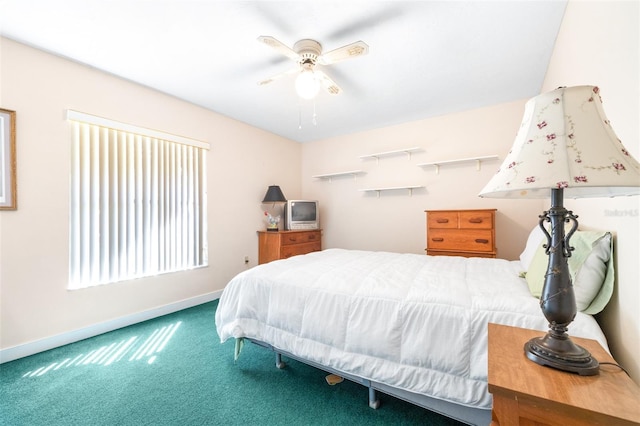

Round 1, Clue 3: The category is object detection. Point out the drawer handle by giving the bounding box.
[431,237,444,242]
[436,218,449,224]
[475,238,489,244]
[308,235,316,240]
[288,237,297,242]
[468,218,483,224]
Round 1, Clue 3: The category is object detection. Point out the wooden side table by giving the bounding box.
[487,323,640,426]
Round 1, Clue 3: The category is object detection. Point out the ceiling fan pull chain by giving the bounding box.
[298,102,303,130]
[313,100,318,126]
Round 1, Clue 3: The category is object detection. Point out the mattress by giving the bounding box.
[215,249,608,410]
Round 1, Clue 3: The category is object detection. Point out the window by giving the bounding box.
[67,110,208,289]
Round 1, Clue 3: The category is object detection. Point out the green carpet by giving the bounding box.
[0,300,465,425]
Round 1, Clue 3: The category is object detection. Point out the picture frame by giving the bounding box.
[0,108,17,210]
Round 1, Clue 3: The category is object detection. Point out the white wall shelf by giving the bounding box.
[358,185,424,197]
[312,170,366,182]
[360,147,423,164]
[417,155,499,174]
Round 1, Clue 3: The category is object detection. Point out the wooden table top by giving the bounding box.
[488,323,640,425]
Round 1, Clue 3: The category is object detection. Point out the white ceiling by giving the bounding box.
[0,1,567,143]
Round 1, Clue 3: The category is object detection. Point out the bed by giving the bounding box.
[215,229,614,425]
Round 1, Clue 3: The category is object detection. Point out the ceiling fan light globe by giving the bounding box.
[295,71,320,99]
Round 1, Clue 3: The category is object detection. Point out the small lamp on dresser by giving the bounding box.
[262,185,287,231]
[479,86,640,375]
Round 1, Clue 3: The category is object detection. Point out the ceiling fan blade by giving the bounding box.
[315,70,342,95]
[318,41,369,65]
[257,36,299,61]
[257,67,299,86]
[325,7,404,40]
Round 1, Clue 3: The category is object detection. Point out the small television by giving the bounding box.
[284,200,320,230]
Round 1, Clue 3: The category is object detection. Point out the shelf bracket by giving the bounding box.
[417,155,499,174]
[333,173,359,182]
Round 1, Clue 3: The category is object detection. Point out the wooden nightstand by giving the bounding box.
[257,229,322,264]
[487,323,640,426]
[425,209,497,258]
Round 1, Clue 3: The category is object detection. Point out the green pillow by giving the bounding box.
[525,231,613,314]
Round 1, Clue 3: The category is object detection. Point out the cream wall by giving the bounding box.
[301,101,543,260]
[0,38,301,354]
[542,0,640,382]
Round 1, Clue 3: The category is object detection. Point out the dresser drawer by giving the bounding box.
[427,229,494,253]
[427,212,458,229]
[258,230,323,264]
[280,241,321,259]
[459,211,494,229]
[280,231,321,245]
[426,250,496,258]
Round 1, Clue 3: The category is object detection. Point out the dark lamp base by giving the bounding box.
[524,334,599,376]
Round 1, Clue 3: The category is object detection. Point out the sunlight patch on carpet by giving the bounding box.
[21,321,182,378]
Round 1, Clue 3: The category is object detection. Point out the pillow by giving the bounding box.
[519,225,546,271]
[580,234,614,315]
[525,231,613,314]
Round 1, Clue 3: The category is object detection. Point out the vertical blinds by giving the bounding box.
[68,110,208,289]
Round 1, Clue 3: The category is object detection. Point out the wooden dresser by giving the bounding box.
[258,229,322,264]
[488,323,640,426]
[425,209,497,258]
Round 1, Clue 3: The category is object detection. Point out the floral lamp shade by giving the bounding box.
[479,86,640,199]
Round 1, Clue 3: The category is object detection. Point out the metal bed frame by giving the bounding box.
[247,338,491,426]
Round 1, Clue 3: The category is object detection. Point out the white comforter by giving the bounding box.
[215,249,608,410]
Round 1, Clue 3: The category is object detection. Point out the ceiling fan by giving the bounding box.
[257,36,369,99]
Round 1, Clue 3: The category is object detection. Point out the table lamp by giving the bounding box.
[262,185,287,231]
[479,86,640,375]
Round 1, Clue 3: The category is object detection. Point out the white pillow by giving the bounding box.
[574,232,612,312]
[519,225,545,271]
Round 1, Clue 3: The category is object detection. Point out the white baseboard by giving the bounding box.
[0,291,222,364]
